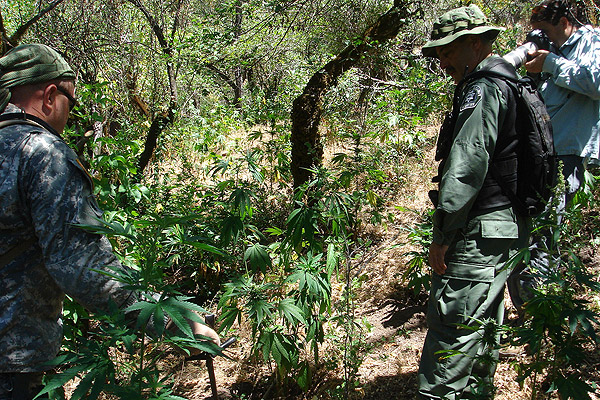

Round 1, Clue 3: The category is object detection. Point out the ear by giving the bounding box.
[40,83,58,114]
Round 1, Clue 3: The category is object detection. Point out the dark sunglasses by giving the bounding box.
[56,86,78,111]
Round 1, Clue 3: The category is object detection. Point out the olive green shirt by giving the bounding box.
[433,56,510,246]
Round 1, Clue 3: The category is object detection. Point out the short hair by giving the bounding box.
[530,0,589,26]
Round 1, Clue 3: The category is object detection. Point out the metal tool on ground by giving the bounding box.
[187,314,237,400]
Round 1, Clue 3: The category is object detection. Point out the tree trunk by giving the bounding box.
[127,0,179,177]
[205,63,244,108]
[137,111,173,176]
[290,0,412,190]
[205,0,245,108]
[233,0,243,109]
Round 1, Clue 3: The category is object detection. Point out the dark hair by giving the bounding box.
[530,0,589,26]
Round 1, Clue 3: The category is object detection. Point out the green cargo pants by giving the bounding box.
[418,207,528,400]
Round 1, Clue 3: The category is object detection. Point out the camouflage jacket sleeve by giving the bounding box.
[22,130,136,312]
[432,77,508,246]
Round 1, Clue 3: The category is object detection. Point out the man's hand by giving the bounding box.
[190,319,221,346]
[167,311,221,356]
[525,49,550,74]
[187,317,221,356]
[428,242,449,275]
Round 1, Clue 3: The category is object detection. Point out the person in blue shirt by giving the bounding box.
[508,0,600,309]
[527,0,600,196]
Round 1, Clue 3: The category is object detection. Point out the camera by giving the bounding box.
[503,30,552,68]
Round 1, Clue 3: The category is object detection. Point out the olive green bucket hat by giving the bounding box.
[422,4,505,58]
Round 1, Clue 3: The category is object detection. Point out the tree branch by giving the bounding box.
[126,0,178,103]
[126,0,170,53]
[205,63,238,92]
[8,0,66,46]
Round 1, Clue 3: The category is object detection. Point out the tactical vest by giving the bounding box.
[433,59,519,211]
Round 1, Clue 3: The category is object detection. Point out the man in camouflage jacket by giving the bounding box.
[0,44,218,400]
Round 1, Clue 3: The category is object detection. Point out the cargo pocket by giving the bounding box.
[436,278,490,327]
[480,219,519,239]
[446,218,519,283]
[476,219,519,264]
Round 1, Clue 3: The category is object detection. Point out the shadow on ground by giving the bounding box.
[361,372,419,399]
[381,300,427,330]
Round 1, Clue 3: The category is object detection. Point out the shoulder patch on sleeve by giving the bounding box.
[459,85,482,112]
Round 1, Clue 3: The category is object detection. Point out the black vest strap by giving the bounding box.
[0,112,60,137]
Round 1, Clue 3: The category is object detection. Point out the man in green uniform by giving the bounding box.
[418,5,529,399]
[0,44,219,400]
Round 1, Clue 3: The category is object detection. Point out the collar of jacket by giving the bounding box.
[560,24,591,50]
[456,55,518,92]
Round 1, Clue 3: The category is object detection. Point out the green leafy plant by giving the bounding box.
[217,163,391,395]
[40,212,225,399]
[505,171,600,400]
[510,252,600,400]
[217,232,334,393]
[399,208,433,295]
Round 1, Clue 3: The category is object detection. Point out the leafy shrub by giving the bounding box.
[399,208,433,296]
[506,170,600,400]
[41,212,224,399]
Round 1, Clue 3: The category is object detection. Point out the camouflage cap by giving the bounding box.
[422,4,504,58]
[0,44,75,112]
